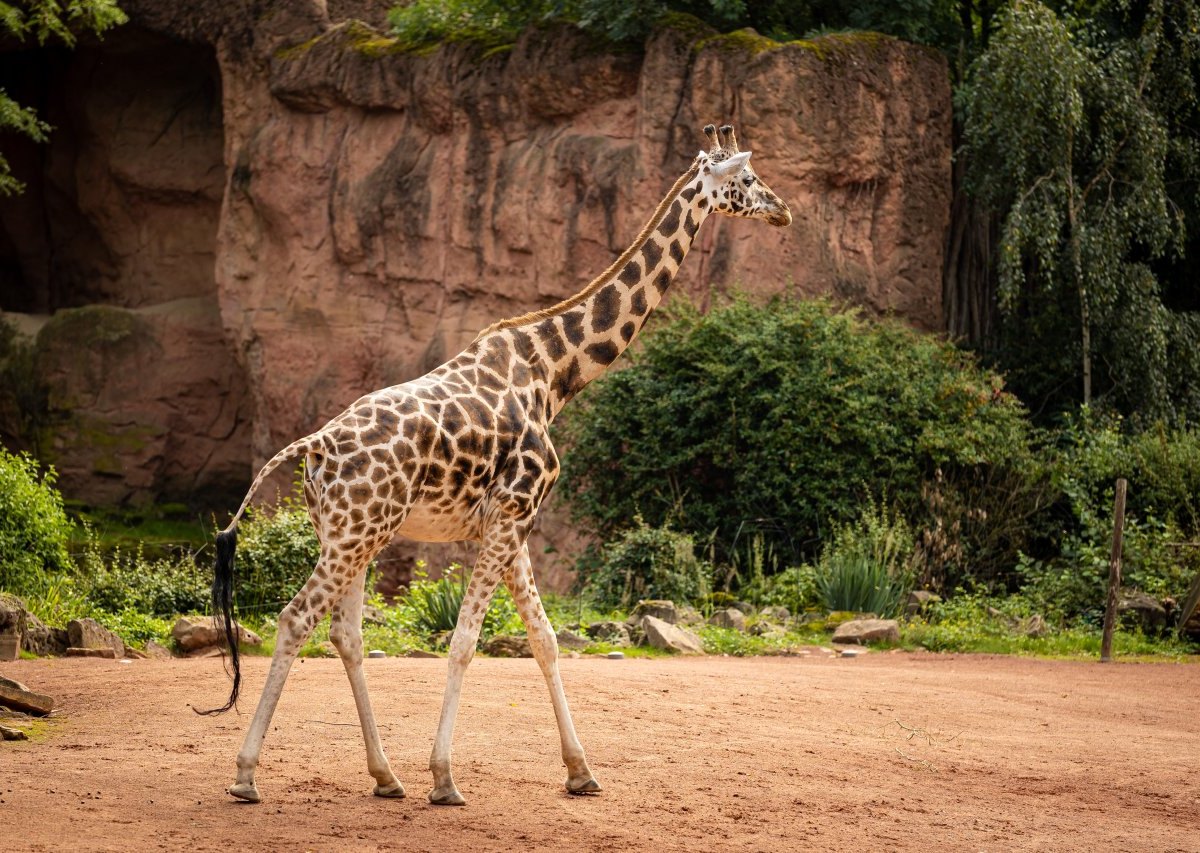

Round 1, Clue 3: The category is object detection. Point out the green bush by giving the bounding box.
[558,296,1033,577]
[742,564,821,614]
[394,563,520,640]
[1011,414,1200,623]
[0,446,74,595]
[236,490,322,614]
[79,528,209,618]
[815,500,914,617]
[583,517,711,610]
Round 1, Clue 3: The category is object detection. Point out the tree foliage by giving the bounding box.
[0,0,126,195]
[962,0,1200,423]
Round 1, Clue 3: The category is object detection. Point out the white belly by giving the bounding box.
[396,500,483,543]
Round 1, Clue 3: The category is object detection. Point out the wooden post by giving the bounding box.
[1100,478,1128,662]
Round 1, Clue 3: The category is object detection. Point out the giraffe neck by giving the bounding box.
[519,171,712,417]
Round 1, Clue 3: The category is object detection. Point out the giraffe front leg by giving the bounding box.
[506,545,600,795]
[229,559,346,803]
[428,546,507,806]
[328,569,404,799]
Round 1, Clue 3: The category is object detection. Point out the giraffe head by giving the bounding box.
[696,124,792,227]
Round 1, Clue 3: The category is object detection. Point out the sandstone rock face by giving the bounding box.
[1,2,951,592]
[33,301,251,506]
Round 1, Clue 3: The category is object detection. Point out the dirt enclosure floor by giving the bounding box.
[2,653,1198,852]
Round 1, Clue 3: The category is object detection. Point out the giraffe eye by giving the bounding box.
[743,176,755,187]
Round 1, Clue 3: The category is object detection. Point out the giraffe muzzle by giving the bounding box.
[766,205,793,227]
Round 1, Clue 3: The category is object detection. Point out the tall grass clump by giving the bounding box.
[816,499,914,617]
[396,563,519,640]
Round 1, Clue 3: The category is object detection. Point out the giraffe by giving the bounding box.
[202,123,791,807]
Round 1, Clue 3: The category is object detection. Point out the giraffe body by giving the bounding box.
[206,124,791,806]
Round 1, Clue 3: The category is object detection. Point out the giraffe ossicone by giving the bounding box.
[202,122,791,807]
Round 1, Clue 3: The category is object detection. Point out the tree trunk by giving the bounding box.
[1069,194,1090,407]
[943,149,999,345]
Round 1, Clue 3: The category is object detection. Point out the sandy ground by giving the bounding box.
[2,652,1198,852]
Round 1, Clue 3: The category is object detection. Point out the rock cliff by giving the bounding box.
[0,1,951,589]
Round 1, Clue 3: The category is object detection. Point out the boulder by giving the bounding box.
[482,635,532,658]
[750,621,787,639]
[67,618,125,658]
[0,675,54,715]
[759,606,791,622]
[1021,614,1049,639]
[642,615,705,655]
[22,614,69,657]
[171,616,262,652]
[1117,591,1167,634]
[905,590,941,616]
[831,618,901,646]
[708,608,747,632]
[0,595,27,662]
[0,631,17,663]
[65,647,117,659]
[730,601,754,616]
[555,629,589,650]
[627,600,678,626]
[362,604,388,626]
[676,605,705,626]
[144,640,174,660]
[585,621,630,645]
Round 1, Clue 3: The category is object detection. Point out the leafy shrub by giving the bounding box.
[583,517,712,610]
[395,563,520,640]
[235,490,322,614]
[1010,413,1200,623]
[742,564,821,614]
[0,446,74,595]
[93,609,174,647]
[79,528,209,618]
[558,297,1032,576]
[815,501,914,617]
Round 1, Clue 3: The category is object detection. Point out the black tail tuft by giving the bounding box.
[195,526,241,716]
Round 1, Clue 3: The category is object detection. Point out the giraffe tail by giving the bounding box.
[195,433,322,716]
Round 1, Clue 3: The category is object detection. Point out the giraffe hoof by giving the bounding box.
[373,781,406,799]
[428,787,466,806]
[566,775,602,795]
[228,782,261,803]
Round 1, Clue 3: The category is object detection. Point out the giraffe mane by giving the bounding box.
[474,161,702,340]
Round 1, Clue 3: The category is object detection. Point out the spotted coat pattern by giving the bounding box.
[217,124,792,807]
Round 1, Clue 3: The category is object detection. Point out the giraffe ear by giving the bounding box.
[709,151,752,178]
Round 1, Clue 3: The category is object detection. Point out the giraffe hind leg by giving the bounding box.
[427,531,515,806]
[328,564,404,798]
[505,545,600,794]
[228,550,357,803]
